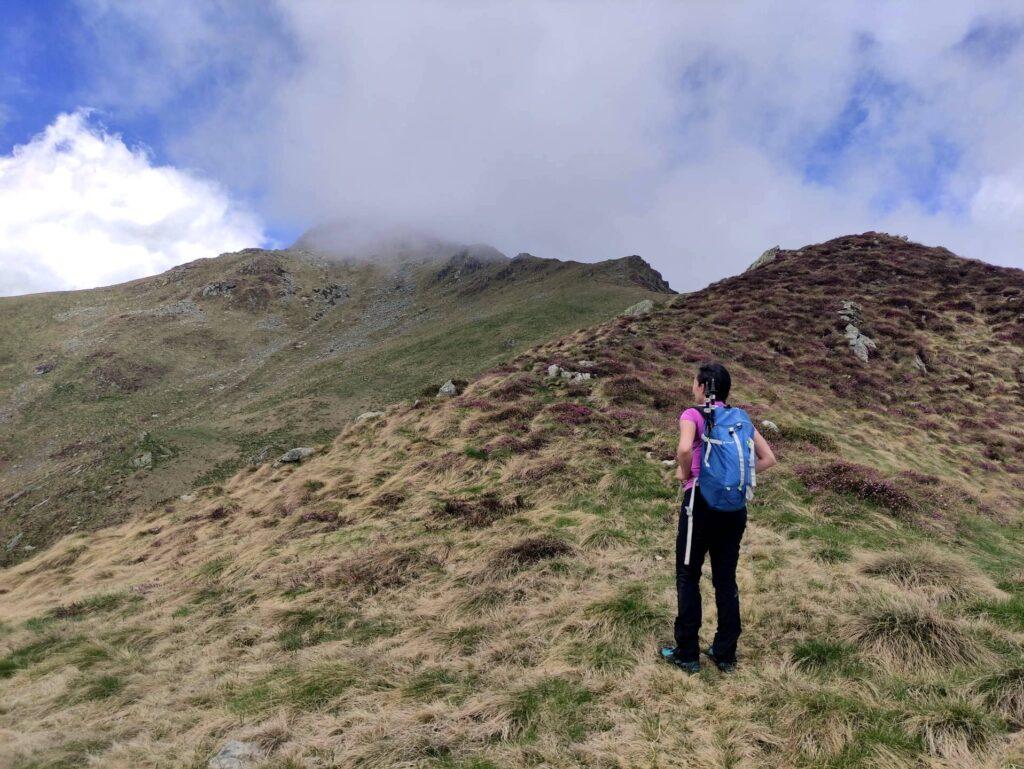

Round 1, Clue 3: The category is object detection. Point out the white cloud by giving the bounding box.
[70,2,1024,289]
[0,111,264,296]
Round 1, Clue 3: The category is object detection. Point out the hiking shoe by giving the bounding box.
[659,646,700,674]
[702,647,736,673]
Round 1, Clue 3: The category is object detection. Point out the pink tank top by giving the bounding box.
[679,402,724,490]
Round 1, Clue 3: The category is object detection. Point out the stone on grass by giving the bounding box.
[355,411,385,421]
[437,380,458,397]
[760,419,780,436]
[844,324,877,363]
[208,740,262,769]
[621,299,655,318]
[130,452,153,469]
[278,447,315,463]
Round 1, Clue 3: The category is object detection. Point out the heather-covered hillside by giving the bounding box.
[1,234,1022,769]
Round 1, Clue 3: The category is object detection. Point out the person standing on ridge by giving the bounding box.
[660,362,776,673]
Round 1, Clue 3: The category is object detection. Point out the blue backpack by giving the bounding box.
[697,405,757,511]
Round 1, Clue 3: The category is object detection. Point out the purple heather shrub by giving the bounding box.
[460,398,495,410]
[548,402,595,425]
[796,460,918,518]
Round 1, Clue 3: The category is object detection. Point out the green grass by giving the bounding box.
[227,663,362,716]
[508,676,599,743]
[568,639,634,672]
[607,460,675,503]
[401,667,478,704]
[25,591,141,631]
[275,607,399,651]
[78,674,124,701]
[586,583,670,648]
[195,557,231,579]
[968,595,1024,631]
[792,639,862,676]
[0,635,83,679]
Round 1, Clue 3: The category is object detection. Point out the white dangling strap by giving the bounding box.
[684,481,697,566]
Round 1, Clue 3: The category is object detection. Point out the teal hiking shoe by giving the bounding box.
[703,647,736,673]
[659,646,700,674]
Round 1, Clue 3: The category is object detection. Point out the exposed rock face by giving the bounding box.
[622,299,655,318]
[845,325,877,363]
[546,364,593,383]
[355,411,385,421]
[838,301,877,363]
[201,281,236,298]
[604,255,674,293]
[747,246,780,271]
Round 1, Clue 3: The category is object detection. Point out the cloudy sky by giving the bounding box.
[2,1,1023,296]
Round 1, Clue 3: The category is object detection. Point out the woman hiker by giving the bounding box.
[660,362,776,673]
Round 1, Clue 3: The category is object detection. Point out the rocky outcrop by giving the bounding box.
[621,299,655,318]
[838,301,876,363]
[546,364,592,383]
[201,281,236,298]
[277,447,315,464]
[747,246,780,271]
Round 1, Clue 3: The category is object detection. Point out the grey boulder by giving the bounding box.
[278,447,315,463]
[208,740,262,769]
[621,299,655,318]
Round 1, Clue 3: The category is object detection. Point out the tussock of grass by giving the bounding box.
[777,424,838,452]
[372,490,406,511]
[974,666,1024,725]
[760,681,916,762]
[861,546,993,602]
[510,458,567,484]
[581,524,630,549]
[435,493,528,528]
[586,583,669,648]
[792,638,861,676]
[336,548,440,593]
[904,698,998,759]
[843,597,984,670]
[488,536,573,576]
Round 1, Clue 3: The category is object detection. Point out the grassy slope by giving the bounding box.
[0,248,667,561]
[1,234,1023,768]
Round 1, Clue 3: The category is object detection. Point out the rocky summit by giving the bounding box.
[1,233,1023,769]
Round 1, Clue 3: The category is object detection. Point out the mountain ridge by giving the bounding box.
[0,243,672,561]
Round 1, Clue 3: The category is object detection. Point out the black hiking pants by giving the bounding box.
[674,486,747,664]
